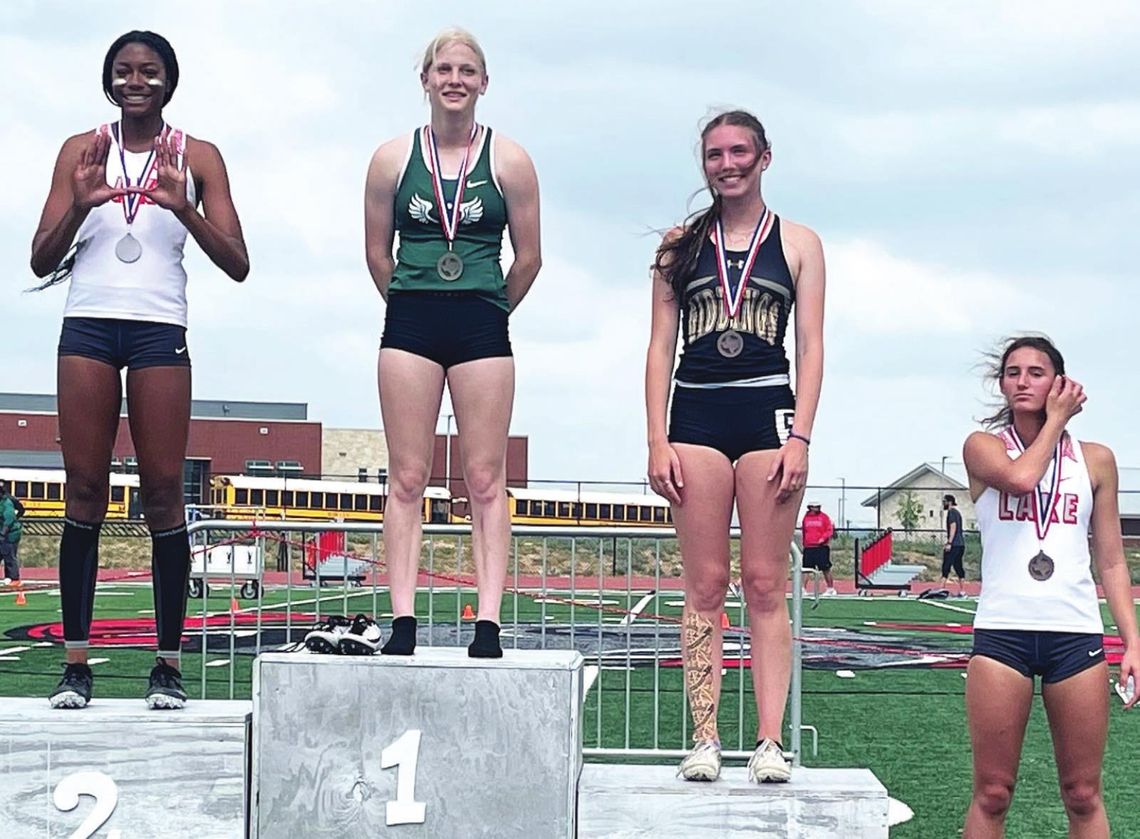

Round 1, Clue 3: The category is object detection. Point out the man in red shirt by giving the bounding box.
[801,502,836,595]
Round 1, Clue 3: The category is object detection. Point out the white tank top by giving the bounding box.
[974,428,1102,633]
[65,123,196,328]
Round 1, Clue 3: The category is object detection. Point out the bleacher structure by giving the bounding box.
[855,530,924,594]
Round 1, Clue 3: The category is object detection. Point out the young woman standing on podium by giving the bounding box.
[364,28,541,658]
[962,335,1138,838]
[645,110,825,782]
[30,31,249,709]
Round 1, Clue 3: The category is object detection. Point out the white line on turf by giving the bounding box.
[2,646,32,655]
[620,592,655,626]
[920,598,977,616]
[584,665,599,696]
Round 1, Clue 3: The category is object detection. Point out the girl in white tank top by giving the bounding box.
[960,335,1138,838]
[28,31,249,711]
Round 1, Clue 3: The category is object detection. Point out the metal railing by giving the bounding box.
[185,519,813,765]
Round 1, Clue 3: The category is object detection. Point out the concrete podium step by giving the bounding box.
[0,698,250,838]
[578,763,889,838]
[251,648,583,838]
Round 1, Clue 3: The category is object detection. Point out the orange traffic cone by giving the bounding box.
[15,590,27,606]
[461,603,476,621]
[230,597,240,612]
[720,612,730,630]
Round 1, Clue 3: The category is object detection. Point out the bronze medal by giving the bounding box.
[716,330,744,358]
[1027,550,1054,581]
[437,252,464,281]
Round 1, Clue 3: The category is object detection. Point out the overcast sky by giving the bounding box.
[2,1,1137,523]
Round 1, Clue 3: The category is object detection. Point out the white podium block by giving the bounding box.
[251,649,583,838]
[0,698,250,838]
[578,764,889,838]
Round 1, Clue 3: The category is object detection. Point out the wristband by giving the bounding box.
[788,432,811,447]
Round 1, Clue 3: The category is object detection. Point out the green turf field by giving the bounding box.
[1,582,1137,837]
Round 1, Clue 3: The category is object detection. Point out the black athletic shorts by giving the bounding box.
[803,545,832,572]
[668,384,795,463]
[381,291,512,370]
[58,317,191,370]
[971,629,1105,684]
[942,545,966,579]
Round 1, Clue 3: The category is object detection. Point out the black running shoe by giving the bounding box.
[340,614,383,656]
[145,657,187,710]
[49,662,93,709]
[304,614,353,654]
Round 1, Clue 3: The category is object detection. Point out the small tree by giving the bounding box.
[894,490,923,531]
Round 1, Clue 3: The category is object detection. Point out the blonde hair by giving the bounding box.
[420,27,487,75]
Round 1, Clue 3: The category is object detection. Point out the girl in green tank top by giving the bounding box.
[364,27,541,659]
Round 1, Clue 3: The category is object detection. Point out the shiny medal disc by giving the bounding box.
[1027,550,1054,581]
[115,232,143,264]
[716,330,744,358]
[437,252,464,282]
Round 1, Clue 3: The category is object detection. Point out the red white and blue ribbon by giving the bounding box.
[110,120,163,227]
[423,123,478,246]
[712,207,772,319]
[1007,427,1064,542]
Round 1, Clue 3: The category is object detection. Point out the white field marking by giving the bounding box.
[93,592,134,597]
[836,670,856,679]
[962,673,968,679]
[583,665,599,696]
[533,597,620,606]
[863,621,878,626]
[2,646,32,655]
[33,641,53,647]
[0,657,20,662]
[920,598,977,616]
[206,660,231,668]
[138,610,155,614]
[619,593,655,626]
[888,797,915,827]
[87,658,110,666]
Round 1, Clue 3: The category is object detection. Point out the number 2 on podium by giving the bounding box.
[381,729,427,825]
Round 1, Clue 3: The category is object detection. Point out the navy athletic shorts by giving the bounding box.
[381,291,512,370]
[668,384,795,462]
[971,628,1106,684]
[58,317,190,370]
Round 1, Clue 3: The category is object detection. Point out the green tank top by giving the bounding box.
[390,126,509,309]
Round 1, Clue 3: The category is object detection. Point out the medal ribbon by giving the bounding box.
[1007,428,1064,542]
[424,123,478,246]
[111,120,163,226]
[712,207,772,320]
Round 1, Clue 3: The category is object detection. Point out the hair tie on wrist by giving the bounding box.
[788,432,811,446]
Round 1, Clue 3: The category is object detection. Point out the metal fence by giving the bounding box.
[184,519,812,766]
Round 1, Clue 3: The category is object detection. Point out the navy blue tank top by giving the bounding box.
[673,215,795,384]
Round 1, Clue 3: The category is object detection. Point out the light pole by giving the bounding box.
[837,477,847,532]
[940,455,950,529]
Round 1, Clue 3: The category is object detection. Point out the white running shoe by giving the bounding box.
[824,588,838,597]
[747,738,791,783]
[678,740,721,782]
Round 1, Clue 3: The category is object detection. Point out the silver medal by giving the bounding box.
[1027,550,1054,581]
[716,330,744,359]
[115,232,142,264]
[437,252,464,282]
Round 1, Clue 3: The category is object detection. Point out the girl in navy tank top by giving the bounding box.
[644,110,826,784]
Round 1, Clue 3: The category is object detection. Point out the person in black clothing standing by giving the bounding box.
[941,494,966,597]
